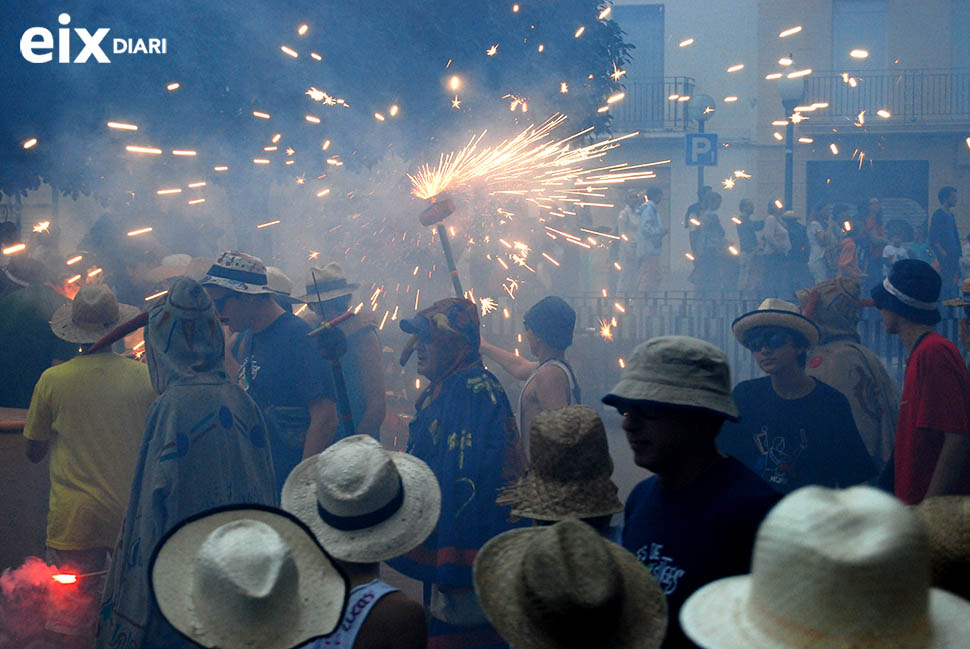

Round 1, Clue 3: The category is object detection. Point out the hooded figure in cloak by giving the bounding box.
[388,297,526,649]
[796,278,899,471]
[95,278,277,649]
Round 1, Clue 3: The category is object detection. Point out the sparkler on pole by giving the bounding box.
[418,197,463,298]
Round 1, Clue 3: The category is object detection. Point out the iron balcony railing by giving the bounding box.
[611,77,695,131]
[801,68,970,126]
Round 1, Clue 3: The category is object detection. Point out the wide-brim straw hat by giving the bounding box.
[497,406,622,520]
[732,298,820,348]
[474,519,667,649]
[200,250,273,295]
[50,284,140,344]
[282,434,441,563]
[298,263,360,303]
[150,505,348,649]
[602,335,739,421]
[680,486,970,649]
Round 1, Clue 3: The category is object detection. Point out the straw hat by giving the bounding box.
[282,434,441,563]
[497,406,622,521]
[473,519,667,649]
[732,298,820,348]
[298,263,359,303]
[942,278,970,308]
[680,486,970,649]
[200,251,272,295]
[602,336,739,420]
[50,284,140,344]
[150,505,348,649]
[913,496,970,600]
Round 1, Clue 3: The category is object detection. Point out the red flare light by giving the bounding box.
[52,574,77,584]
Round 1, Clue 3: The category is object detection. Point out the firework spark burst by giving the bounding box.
[408,114,666,203]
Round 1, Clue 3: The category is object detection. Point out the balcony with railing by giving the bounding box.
[610,76,695,132]
[800,68,970,130]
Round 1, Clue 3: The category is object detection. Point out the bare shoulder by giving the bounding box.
[354,591,426,649]
[534,362,569,389]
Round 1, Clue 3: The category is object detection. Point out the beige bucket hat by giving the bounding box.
[602,335,739,420]
[50,284,140,344]
[497,405,622,521]
[150,505,348,649]
[298,263,360,303]
[200,251,272,295]
[473,519,667,649]
[680,486,970,649]
[282,434,441,563]
[732,298,820,348]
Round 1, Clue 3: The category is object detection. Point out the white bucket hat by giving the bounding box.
[680,486,970,649]
[200,251,273,295]
[282,434,441,563]
[732,298,820,348]
[473,519,667,649]
[150,505,347,649]
[602,335,739,420]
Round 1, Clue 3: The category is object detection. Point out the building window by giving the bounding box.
[832,0,887,70]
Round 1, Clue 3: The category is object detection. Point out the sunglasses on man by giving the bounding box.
[742,328,794,352]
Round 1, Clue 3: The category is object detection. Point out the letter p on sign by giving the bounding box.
[686,133,718,166]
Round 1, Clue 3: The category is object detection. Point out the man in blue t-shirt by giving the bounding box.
[203,251,337,492]
[719,298,875,494]
[602,336,780,649]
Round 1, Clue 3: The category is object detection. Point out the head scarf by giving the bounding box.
[146,277,226,393]
[796,278,866,343]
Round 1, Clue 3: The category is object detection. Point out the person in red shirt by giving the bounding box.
[872,259,970,504]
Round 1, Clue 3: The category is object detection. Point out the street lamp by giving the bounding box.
[779,73,805,211]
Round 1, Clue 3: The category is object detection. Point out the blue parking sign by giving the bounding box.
[686,133,718,166]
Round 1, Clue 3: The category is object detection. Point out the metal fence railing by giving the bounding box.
[611,77,695,131]
[802,68,970,125]
[482,292,962,406]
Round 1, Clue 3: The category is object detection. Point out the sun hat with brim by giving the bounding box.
[266,266,304,304]
[602,336,739,421]
[200,250,273,295]
[150,504,348,649]
[474,519,667,649]
[298,263,360,303]
[870,259,941,325]
[497,406,622,521]
[942,278,970,308]
[282,434,441,563]
[732,298,820,348]
[50,284,141,344]
[680,486,970,649]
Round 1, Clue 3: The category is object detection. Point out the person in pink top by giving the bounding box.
[871,259,970,504]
